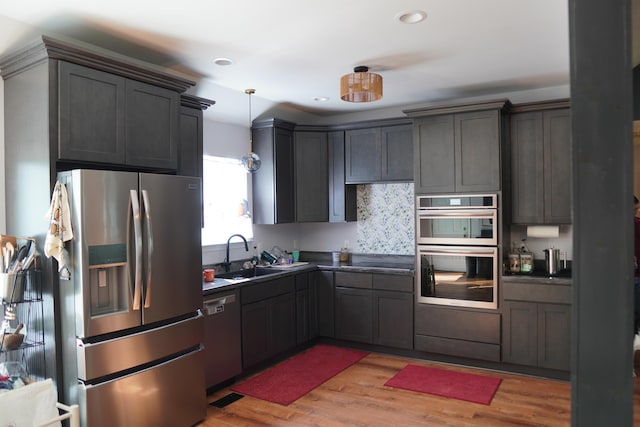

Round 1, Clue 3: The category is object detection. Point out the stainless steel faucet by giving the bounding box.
[224,234,249,272]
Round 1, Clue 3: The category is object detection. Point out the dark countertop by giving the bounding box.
[502,270,572,286]
[203,255,415,296]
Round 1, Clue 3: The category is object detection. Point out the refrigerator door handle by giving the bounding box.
[141,189,153,309]
[129,189,143,310]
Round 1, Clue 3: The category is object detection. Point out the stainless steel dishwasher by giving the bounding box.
[203,289,242,390]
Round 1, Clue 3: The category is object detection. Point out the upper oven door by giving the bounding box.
[416,208,497,246]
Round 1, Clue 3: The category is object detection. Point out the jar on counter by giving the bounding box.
[339,248,350,263]
[508,253,521,273]
[520,251,534,274]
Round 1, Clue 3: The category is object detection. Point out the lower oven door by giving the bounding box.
[417,245,498,310]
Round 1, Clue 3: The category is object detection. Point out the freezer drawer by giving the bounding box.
[77,313,203,381]
[79,348,206,427]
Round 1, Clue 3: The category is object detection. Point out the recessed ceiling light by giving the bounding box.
[314,97,330,102]
[213,57,233,66]
[396,10,427,24]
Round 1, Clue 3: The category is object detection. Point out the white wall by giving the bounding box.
[200,118,362,265]
[0,78,6,234]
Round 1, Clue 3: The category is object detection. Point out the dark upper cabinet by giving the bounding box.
[58,61,126,165]
[406,99,509,194]
[252,119,296,224]
[328,131,357,222]
[295,131,329,222]
[510,102,571,224]
[381,125,414,181]
[345,123,413,183]
[179,95,214,227]
[58,61,181,170]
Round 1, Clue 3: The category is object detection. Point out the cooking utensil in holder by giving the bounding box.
[1,271,26,303]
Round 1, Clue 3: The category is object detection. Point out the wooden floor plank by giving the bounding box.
[200,349,640,426]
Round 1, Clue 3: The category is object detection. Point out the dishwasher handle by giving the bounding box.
[203,293,236,315]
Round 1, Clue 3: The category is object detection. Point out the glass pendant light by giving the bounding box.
[242,88,261,173]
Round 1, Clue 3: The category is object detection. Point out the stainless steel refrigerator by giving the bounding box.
[57,169,206,427]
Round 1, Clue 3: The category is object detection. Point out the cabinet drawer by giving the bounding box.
[415,335,500,362]
[415,304,500,344]
[502,281,571,304]
[372,274,413,292]
[334,271,372,289]
[241,277,294,305]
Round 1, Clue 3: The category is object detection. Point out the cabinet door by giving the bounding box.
[295,131,329,222]
[345,128,381,183]
[125,79,179,170]
[381,124,413,181]
[274,127,296,223]
[179,106,204,226]
[295,273,310,344]
[455,110,501,192]
[543,109,572,224]
[373,290,413,349]
[502,301,538,366]
[308,272,319,339]
[335,287,373,343]
[538,303,571,371]
[510,112,545,224]
[241,299,271,368]
[178,106,203,178]
[316,271,335,338]
[58,61,126,164]
[271,292,296,356]
[414,115,456,194]
[252,125,295,224]
[328,131,357,222]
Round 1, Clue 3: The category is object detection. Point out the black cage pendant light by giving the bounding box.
[242,88,261,173]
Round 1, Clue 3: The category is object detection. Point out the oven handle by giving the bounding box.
[417,209,496,218]
[419,246,497,256]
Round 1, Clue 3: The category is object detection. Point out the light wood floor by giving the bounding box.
[199,350,640,426]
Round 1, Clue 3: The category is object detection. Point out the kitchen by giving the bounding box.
[0,1,635,426]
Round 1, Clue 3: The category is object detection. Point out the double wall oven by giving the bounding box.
[416,194,499,309]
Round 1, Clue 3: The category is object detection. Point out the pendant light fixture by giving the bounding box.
[241,88,261,173]
[340,66,383,102]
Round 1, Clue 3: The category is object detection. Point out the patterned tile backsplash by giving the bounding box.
[356,183,415,255]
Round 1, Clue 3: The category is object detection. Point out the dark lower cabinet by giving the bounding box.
[373,290,413,349]
[240,276,296,369]
[316,271,335,338]
[335,287,373,343]
[334,271,414,349]
[414,304,501,361]
[501,279,571,371]
[295,273,310,345]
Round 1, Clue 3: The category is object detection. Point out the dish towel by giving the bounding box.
[44,181,74,279]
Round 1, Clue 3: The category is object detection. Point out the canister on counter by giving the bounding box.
[508,253,521,273]
[519,251,534,274]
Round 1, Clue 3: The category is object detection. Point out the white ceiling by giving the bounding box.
[0,0,594,127]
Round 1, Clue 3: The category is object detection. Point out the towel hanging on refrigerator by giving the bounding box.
[44,181,74,279]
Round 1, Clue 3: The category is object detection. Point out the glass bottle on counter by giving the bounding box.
[519,239,534,274]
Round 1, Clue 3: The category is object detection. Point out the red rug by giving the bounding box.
[384,364,502,405]
[231,344,368,406]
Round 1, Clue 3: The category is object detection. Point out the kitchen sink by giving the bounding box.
[217,267,280,280]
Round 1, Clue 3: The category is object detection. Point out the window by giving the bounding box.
[201,155,253,246]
